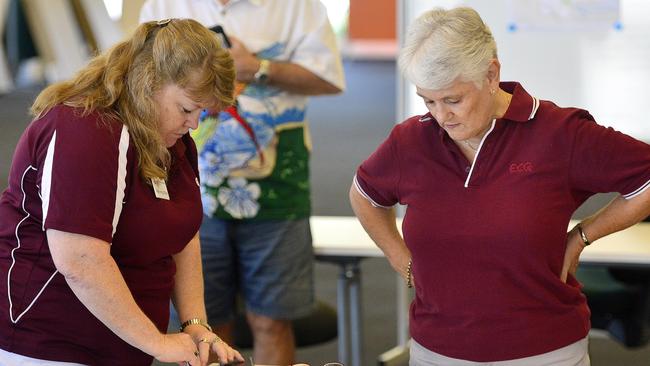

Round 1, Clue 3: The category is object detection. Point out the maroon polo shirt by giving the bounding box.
[355,82,650,361]
[0,105,203,365]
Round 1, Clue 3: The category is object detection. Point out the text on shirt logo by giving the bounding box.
[509,162,533,173]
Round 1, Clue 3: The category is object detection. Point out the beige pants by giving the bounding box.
[410,337,590,366]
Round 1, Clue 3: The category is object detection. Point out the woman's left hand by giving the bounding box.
[206,334,244,366]
[560,227,587,283]
[185,326,244,366]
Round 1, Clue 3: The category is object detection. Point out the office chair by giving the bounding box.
[232,300,338,348]
[577,216,650,348]
[577,266,650,347]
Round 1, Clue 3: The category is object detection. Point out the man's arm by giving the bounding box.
[229,37,342,96]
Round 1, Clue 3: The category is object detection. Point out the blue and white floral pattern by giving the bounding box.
[198,151,228,188]
[200,186,219,217]
[195,41,311,219]
[217,178,261,219]
[199,113,274,174]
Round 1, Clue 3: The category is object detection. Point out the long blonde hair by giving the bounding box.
[31,19,235,180]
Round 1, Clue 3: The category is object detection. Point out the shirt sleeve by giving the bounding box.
[40,109,129,243]
[569,110,650,199]
[354,128,401,208]
[289,0,346,91]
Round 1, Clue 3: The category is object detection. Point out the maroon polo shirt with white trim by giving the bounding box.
[355,82,650,361]
[0,105,202,365]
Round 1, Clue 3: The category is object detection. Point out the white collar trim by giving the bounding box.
[464,119,497,188]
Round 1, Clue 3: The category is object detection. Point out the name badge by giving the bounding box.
[151,177,170,200]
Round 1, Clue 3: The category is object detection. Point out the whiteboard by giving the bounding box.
[508,0,620,31]
[397,0,650,142]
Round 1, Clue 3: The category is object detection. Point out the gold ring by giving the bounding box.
[199,336,222,344]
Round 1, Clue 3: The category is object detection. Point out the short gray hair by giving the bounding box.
[398,7,497,90]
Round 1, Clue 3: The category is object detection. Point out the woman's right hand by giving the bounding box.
[151,332,201,365]
[560,226,587,283]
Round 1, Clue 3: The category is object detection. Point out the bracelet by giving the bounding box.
[576,224,591,246]
[180,318,212,333]
[406,259,413,288]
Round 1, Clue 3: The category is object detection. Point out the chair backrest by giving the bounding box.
[578,266,650,348]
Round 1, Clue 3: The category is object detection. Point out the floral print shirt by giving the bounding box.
[140,0,346,220]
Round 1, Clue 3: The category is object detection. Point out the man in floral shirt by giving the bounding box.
[140,1,345,364]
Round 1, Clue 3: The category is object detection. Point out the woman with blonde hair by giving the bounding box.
[350,6,650,366]
[0,18,244,365]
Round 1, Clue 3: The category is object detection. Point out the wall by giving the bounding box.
[348,0,396,40]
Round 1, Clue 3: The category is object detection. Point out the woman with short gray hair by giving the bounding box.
[400,7,497,91]
[350,6,650,366]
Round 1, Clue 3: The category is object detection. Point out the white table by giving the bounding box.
[311,216,384,366]
[578,221,650,267]
[310,216,650,366]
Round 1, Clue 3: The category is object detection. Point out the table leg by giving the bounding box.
[396,274,409,346]
[331,258,364,366]
[348,262,362,366]
[336,267,350,365]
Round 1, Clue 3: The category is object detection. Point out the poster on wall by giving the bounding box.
[508,0,620,31]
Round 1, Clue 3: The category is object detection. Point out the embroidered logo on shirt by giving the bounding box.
[509,162,534,173]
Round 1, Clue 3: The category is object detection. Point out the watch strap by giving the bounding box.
[253,59,271,84]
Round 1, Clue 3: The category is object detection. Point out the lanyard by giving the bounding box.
[223,105,265,164]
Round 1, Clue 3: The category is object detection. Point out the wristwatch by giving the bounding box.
[180,318,212,333]
[253,59,271,84]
